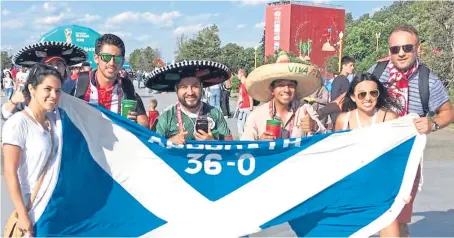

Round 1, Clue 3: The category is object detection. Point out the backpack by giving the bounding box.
[69,71,136,100]
[372,61,430,116]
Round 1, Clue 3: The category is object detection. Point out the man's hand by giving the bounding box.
[169,130,188,145]
[413,117,432,134]
[299,116,314,133]
[127,111,138,122]
[194,128,214,141]
[259,131,275,140]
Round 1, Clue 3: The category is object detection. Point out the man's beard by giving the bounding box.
[178,96,201,109]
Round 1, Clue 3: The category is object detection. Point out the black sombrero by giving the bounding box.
[145,60,231,92]
[12,41,88,67]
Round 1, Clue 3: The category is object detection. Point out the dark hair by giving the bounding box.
[390,24,420,43]
[341,72,402,113]
[23,63,64,102]
[81,62,91,67]
[341,56,355,66]
[95,34,126,57]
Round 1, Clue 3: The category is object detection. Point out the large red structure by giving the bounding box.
[265,1,345,75]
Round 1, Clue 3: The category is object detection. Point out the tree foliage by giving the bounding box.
[128,47,161,71]
[341,0,454,92]
[1,51,12,70]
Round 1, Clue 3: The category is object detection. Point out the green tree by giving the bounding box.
[128,47,161,71]
[217,43,244,73]
[325,56,339,74]
[175,24,221,61]
[1,51,12,71]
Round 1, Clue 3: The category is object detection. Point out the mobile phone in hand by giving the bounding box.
[195,118,209,133]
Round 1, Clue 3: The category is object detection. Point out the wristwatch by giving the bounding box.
[431,121,440,132]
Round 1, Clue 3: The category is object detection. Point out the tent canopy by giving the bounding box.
[122,61,132,70]
[40,24,100,69]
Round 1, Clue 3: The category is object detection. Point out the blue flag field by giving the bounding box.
[28,93,426,237]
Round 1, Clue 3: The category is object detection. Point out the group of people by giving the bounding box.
[1,23,454,237]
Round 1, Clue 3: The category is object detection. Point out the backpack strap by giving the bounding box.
[74,71,91,99]
[372,61,389,79]
[418,64,430,115]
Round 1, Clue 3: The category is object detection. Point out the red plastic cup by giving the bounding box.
[266,119,282,139]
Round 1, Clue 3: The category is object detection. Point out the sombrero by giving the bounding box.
[246,52,322,102]
[145,60,231,92]
[12,41,88,67]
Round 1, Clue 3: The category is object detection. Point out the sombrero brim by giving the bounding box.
[246,63,321,102]
[145,60,231,92]
[12,41,88,67]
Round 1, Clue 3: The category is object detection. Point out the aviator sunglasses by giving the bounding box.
[389,44,415,55]
[356,89,379,100]
[97,53,124,63]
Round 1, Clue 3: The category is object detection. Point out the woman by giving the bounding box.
[2,63,63,237]
[334,72,402,237]
[335,72,400,130]
[3,70,15,99]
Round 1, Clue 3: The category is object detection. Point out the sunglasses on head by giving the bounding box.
[356,89,379,100]
[389,44,414,55]
[98,53,123,63]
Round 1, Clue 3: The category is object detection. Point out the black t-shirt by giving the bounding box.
[330,75,350,123]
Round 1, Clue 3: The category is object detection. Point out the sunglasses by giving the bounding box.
[98,53,124,63]
[356,89,379,100]
[389,44,415,55]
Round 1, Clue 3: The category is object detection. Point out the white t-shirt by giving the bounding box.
[1,107,58,197]
[16,71,28,86]
[3,77,14,89]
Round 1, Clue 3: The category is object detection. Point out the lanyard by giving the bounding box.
[176,102,204,132]
[269,100,296,137]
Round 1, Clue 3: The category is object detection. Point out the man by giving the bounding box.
[220,76,232,118]
[236,68,254,138]
[2,41,88,119]
[241,52,325,140]
[147,60,233,145]
[367,24,454,237]
[81,62,92,72]
[65,34,148,127]
[330,56,355,123]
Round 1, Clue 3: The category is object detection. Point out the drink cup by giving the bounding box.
[121,99,137,117]
[266,119,282,139]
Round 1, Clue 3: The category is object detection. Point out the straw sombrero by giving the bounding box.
[145,60,231,92]
[246,52,322,102]
[12,41,88,66]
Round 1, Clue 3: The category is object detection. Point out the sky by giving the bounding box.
[1,1,393,62]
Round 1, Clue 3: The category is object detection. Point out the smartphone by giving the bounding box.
[195,118,209,133]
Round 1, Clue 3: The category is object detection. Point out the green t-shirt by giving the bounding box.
[154,102,232,140]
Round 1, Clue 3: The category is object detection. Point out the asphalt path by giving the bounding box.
[1,82,453,236]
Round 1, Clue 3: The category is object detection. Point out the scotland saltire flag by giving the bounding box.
[30,93,426,237]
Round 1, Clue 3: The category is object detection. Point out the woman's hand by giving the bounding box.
[18,213,34,237]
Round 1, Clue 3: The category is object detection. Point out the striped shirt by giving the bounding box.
[368,62,450,116]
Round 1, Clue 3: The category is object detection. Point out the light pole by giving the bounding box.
[375,32,381,52]
[254,44,260,69]
[337,31,344,73]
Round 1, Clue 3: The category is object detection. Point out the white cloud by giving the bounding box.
[99,31,133,39]
[313,0,330,3]
[43,2,58,13]
[2,8,11,16]
[173,24,205,35]
[34,13,65,25]
[185,13,220,22]
[238,0,268,6]
[75,14,102,24]
[254,21,265,29]
[136,35,152,42]
[237,24,247,29]
[370,7,382,16]
[105,11,181,28]
[1,20,25,29]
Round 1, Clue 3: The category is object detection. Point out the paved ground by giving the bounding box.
[1,83,453,236]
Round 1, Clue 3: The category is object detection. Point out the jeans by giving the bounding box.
[220,90,231,117]
[5,88,13,99]
[209,88,221,110]
[236,108,250,137]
